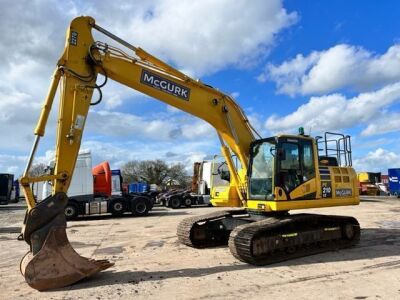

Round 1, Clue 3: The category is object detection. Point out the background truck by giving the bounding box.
[0,174,14,205]
[157,160,227,208]
[357,172,381,195]
[43,151,153,219]
[388,168,400,197]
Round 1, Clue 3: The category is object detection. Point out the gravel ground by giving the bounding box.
[0,197,399,300]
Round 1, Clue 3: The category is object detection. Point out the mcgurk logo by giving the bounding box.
[140,70,190,101]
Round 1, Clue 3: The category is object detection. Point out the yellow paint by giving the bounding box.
[210,185,240,207]
[246,197,359,212]
[289,178,317,200]
[274,187,287,201]
[357,172,373,183]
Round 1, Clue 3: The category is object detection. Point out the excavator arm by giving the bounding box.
[22,16,256,208]
[20,16,257,290]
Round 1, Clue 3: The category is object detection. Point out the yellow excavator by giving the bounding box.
[19,16,360,291]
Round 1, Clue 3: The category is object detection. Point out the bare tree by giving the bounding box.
[121,160,189,186]
[121,160,141,183]
[168,163,191,187]
[27,163,48,203]
[28,163,47,177]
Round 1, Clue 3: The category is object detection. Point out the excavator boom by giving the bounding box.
[20,16,257,290]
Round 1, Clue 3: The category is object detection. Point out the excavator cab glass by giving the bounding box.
[248,138,276,200]
[276,138,315,193]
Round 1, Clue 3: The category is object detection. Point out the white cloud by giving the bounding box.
[0,154,27,175]
[262,44,400,96]
[166,105,181,114]
[0,88,44,152]
[87,110,176,140]
[82,139,216,172]
[85,109,217,142]
[231,92,240,98]
[353,148,400,173]
[88,0,297,76]
[361,113,400,136]
[265,82,400,135]
[0,0,296,163]
[181,121,216,140]
[247,112,265,137]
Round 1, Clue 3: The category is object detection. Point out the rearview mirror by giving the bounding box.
[269,146,276,157]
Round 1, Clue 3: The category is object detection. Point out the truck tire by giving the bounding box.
[170,196,181,209]
[183,197,192,208]
[110,199,126,217]
[65,202,79,220]
[131,197,151,216]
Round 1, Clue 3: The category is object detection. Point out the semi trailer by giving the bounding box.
[43,151,153,219]
[388,168,400,197]
[157,159,230,208]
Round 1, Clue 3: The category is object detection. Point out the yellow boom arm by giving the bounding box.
[20,16,257,210]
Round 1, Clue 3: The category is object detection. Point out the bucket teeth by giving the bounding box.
[21,226,114,291]
[20,193,113,291]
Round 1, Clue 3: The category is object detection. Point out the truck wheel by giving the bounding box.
[170,197,181,209]
[65,203,78,220]
[184,197,192,208]
[110,199,126,216]
[132,197,150,216]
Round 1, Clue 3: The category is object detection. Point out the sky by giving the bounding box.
[1,0,400,176]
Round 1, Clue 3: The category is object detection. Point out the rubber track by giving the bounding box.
[229,214,360,266]
[177,210,243,248]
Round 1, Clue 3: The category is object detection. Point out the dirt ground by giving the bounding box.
[0,197,399,300]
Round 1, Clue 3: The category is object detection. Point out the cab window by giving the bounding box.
[278,140,315,193]
[280,143,300,170]
[279,143,301,192]
[249,141,275,199]
[302,141,315,181]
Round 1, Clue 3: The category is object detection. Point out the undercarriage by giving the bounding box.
[177,210,360,265]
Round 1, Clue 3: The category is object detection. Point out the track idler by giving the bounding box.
[20,193,113,291]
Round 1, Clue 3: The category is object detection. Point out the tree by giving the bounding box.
[121,160,189,187]
[167,163,191,187]
[28,163,47,177]
[121,160,141,183]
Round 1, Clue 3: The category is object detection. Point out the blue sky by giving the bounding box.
[0,0,400,175]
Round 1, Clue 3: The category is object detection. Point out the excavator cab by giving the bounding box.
[246,131,358,212]
[248,134,316,201]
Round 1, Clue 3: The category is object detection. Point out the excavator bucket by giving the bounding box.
[20,193,113,291]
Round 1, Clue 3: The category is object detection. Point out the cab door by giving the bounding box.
[276,137,316,199]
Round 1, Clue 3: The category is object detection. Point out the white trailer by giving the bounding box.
[43,151,153,219]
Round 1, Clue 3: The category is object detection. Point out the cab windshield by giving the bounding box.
[249,141,275,200]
